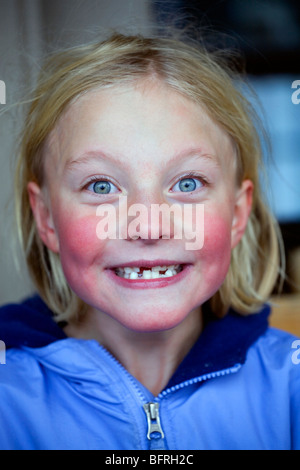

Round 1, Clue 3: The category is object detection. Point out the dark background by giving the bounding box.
[152,0,300,74]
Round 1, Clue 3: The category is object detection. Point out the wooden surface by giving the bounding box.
[269,294,300,337]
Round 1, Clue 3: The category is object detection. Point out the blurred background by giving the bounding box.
[0,0,299,332]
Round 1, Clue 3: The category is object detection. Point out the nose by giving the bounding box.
[118,193,178,244]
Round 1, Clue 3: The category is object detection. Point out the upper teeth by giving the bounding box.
[115,265,182,279]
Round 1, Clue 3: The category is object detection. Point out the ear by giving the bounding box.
[231,179,253,249]
[27,182,60,253]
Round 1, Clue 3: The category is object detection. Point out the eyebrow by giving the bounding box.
[65,151,122,172]
[167,147,220,168]
[65,147,220,172]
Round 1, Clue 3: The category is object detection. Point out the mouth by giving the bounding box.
[106,260,191,289]
[114,264,183,280]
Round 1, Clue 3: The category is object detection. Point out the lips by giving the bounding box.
[106,260,191,288]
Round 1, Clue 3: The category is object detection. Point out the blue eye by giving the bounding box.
[93,181,111,194]
[172,177,203,193]
[86,179,118,195]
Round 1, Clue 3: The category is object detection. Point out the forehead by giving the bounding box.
[44,80,235,177]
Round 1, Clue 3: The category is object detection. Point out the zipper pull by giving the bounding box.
[143,402,165,440]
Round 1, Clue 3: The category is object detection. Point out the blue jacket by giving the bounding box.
[0,296,299,450]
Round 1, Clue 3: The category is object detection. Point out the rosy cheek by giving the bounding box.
[203,213,232,255]
[56,213,105,271]
[195,212,232,288]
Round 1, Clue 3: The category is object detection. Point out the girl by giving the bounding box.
[0,32,299,450]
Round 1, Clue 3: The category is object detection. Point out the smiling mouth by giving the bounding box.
[114,265,183,280]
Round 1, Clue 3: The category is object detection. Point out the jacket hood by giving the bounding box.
[0,295,271,385]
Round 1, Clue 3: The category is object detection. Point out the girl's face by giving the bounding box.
[29,80,252,332]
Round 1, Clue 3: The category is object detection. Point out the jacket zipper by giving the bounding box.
[142,364,241,448]
[90,342,241,448]
[143,402,165,440]
[92,343,162,447]
[94,343,168,448]
[158,363,242,397]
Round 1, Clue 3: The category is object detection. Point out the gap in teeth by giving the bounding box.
[115,265,182,279]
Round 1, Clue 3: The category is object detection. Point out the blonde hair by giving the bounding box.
[15,32,284,321]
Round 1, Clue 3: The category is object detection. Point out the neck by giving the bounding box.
[64,307,202,396]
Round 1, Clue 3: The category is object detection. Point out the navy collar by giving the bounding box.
[0,296,67,349]
[166,303,270,389]
[0,295,270,384]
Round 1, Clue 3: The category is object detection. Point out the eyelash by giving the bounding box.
[83,175,119,194]
[170,172,209,192]
[82,172,209,195]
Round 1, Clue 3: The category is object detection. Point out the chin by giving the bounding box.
[111,304,197,334]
